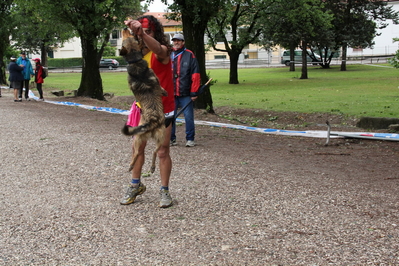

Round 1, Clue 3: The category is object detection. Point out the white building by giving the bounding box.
[346,0,399,57]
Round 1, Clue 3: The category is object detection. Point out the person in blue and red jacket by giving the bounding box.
[170,33,201,147]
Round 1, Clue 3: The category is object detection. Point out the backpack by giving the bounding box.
[41,68,47,79]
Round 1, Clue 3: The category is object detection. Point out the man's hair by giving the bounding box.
[135,15,172,55]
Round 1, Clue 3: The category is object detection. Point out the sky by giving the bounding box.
[144,0,169,12]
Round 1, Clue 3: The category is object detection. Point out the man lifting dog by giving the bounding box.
[120,15,175,208]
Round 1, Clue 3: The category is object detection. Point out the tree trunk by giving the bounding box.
[340,43,347,71]
[319,47,331,69]
[182,14,214,112]
[78,36,104,100]
[289,43,296,72]
[300,42,308,79]
[0,55,7,85]
[229,50,240,84]
[40,43,48,79]
[0,39,8,85]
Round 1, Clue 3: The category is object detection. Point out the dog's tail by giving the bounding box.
[122,122,162,136]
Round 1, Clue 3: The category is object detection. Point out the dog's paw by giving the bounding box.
[150,165,156,173]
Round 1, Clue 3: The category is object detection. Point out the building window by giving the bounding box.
[247,52,258,59]
[112,30,120,39]
[214,55,226,59]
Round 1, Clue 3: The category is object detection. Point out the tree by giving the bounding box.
[206,0,271,84]
[167,0,222,112]
[101,42,118,57]
[38,0,141,100]
[268,0,333,78]
[388,37,399,68]
[0,0,13,85]
[264,0,301,72]
[11,1,76,77]
[323,0,399,71]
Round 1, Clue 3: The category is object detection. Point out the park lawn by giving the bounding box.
[43,64,399,118]
[209,65,399,118]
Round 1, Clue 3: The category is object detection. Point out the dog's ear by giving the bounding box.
[120,46,127,56]
[122,29,132,41]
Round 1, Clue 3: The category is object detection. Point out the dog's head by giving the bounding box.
[120,37,143,63]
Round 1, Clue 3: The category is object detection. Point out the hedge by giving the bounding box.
[47,56,125,69]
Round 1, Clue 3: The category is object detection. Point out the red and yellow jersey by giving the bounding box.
[144,51,175,114]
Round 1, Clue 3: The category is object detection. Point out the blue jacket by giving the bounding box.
[172,47,200,97]
[8,62,24,82]
[16,56,34,80]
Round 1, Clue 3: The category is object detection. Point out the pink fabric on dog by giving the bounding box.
[126,101,141,127]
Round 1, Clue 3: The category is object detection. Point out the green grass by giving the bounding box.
[43,64,399,118]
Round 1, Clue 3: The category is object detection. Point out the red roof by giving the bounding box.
[144,12,181,27]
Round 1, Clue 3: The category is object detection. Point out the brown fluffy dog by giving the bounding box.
[120,37,167,173]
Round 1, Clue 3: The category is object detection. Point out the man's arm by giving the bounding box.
[190,55,201,98]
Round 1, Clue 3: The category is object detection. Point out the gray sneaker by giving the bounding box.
[159,189,173,208]
[170,139,177,146]
[120,182,146,205]
[186,140,195,147]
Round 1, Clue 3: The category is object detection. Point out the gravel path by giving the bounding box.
[1,91,399,265]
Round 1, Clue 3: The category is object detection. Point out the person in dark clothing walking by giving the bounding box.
[170,33,201,147]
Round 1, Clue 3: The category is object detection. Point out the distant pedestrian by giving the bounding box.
[170,33,201,147]
[33,58,45,100]
[8,56,24,102]
[16,51,34,101]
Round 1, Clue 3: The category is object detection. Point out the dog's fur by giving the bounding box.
[120,37,168,173]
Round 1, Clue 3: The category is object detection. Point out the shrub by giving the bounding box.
[47,56,125,69]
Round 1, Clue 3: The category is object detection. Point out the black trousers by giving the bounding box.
[18,79,30,99]
[36,83,43,99]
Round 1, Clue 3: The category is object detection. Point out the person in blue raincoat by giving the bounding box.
[16,51,34,101]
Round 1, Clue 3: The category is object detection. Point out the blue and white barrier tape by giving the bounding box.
[17,89,398,141]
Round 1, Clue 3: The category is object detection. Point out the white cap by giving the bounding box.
[172,33,184,41]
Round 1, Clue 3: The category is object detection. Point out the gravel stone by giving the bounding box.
[1,91,399,265]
